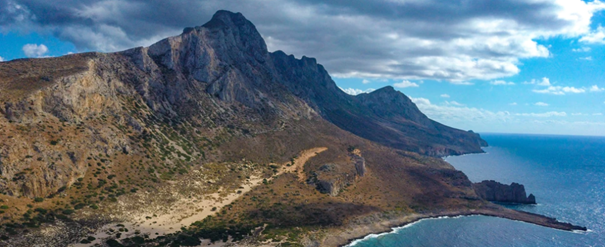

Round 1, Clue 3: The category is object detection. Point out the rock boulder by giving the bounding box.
[473,180,536,204]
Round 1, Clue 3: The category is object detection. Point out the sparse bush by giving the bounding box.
[62,209,74,215]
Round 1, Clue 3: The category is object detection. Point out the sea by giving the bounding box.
[348,133,605,247]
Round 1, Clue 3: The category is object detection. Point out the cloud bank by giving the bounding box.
[340,87,375,96]
[393,80,419,88]
[2,0,605,82]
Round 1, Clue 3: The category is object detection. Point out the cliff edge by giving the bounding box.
[474,180,537,204]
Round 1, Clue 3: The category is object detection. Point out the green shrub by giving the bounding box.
[106,239,124,247]
[62,209,74,215]
[34,208,48,214]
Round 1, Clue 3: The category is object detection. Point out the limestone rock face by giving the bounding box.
[473,180,537,204]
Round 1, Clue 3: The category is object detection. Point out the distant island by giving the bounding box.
[0,10,584,247]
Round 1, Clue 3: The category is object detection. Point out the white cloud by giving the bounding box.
[446,101,464,106]
[393,80,419,88]
[4,0,605,82]
[579,56,593,61]
[571,112,585,116]
[0,56,4,62]
[572,47,591,52]
[440,94,450,98]
[509,102,517,106]
[589,85,605,92]
[22,44,48,57]
[580,26,605,44]
[516,111,567,117]
[527,78,593,95]
[593,113,603,116]
[524,77,551,86]
[411,97,511,123]
[490,80,515,85]
[535,102,549,106]
[340,87,375,95]
[362,79,370,84]
[563,87,586,93]
[533,86,586,95]
[449,81,474,85]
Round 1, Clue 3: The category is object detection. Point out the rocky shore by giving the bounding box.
[323,204,586,247]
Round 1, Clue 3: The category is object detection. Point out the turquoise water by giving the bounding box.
[349,133,605,247]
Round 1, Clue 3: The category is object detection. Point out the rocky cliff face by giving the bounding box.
[473,180,536,204]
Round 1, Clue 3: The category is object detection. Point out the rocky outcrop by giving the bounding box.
[308,163,355,197]
[473,180,536,204]
[348,149,366,177]
[352,155,366,177]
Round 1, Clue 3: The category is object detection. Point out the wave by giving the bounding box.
[345,215,471,247]
[345,214,590,247]
[442,148,491,161]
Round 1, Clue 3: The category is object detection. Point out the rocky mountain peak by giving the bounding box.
[128,10,273,107]
[356,86,433,127]
[370,85,396,94]
[202,10,251,29]
[180,10,268,55]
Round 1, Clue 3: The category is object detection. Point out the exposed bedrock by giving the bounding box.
[473,180,536,204]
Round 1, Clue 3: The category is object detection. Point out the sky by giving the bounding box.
[1,0,605,136]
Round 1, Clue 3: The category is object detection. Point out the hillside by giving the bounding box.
[0,10,581,247]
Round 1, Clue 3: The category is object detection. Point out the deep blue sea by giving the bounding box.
[349,133,605,247]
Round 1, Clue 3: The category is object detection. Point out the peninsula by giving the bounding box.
[0,10,584,247]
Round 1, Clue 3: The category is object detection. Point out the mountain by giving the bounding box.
[0,10,581,247]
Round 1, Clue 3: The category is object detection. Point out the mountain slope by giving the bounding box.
[0,10,580,247]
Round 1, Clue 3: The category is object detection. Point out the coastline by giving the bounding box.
[324,205,587,247]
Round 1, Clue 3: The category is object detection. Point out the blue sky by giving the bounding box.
[334,12,605,136]
[1,0,605,136]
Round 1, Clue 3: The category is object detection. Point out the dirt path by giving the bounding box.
[72,147,327,247]
[281,147,328,182]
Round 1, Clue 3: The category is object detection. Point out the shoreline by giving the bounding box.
[327,205,587,247]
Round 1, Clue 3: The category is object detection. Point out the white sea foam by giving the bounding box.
[442,149,490,161]
[345,215,472,246]
[572,229,593,234]
[345,214,590,246]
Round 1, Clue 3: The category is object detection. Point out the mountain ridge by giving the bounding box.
[117,9,487,156]
[0,10,583,247]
